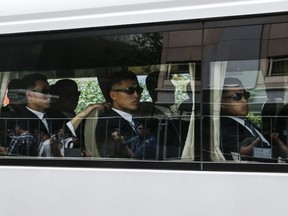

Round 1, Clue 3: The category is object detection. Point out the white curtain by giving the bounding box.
[209,62,227,161]
[181,63,196,160]
[84,109,100,157]
[0,72,11,113]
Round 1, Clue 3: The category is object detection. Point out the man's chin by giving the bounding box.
[130,104,139,111]
[44,104,51,109]
[131,106,139,110]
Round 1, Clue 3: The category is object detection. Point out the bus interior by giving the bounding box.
[1,13,288,165]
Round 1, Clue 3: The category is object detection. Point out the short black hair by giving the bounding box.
[53,79,78,94]
[21,73,48,90]
[7,79,24,100]
[7,79,22,91]
[108,70,139,92]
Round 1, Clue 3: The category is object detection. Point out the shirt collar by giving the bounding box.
[112,108,133,123]
[226,116,245,125]
[26,106,45,119]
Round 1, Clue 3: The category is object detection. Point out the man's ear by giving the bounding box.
[26,90,32,100]
[109,90,116,101]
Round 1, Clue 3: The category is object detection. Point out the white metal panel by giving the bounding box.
[0,0,288,34]
[0,166,287,216]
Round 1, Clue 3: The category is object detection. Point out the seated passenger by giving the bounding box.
[48,79,81,151]
[50,79,80,118]
[15,73,63,136]
[11,73,104,157]
[220,77,271,161]
[95,70,158,158]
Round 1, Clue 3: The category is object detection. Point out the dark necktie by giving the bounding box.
[132,117,140,133]
[245,119,258,138]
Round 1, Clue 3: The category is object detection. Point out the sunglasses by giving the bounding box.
[222,91,250,101]
[31,88,50,95]
[112,86,143,95]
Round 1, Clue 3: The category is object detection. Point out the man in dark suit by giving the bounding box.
[96,70,157,158]
[13,73,104,157]
[220,77,271,161]
[11,73,75,155]
[16,73,63,136]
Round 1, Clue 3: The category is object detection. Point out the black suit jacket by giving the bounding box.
[220,116,270,161]
[95,109,136,158]
[16,108,48,135]
[15,108,68,135]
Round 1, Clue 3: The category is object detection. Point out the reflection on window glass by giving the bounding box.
[208,59,288,163]
[1,16,288,167]
[170,74,190,114]
[269,57,288,76]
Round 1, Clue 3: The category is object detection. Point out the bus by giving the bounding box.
[1,0,288,215]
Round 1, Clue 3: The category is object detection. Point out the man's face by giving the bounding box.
[109,79,142,113]
[221,87,249,116]
[56,85,80,113]
[27,80,51,112]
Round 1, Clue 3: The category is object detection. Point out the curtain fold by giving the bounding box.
[84,109,100,157]
[0,72,11,114]
[209,62,227,161]
[181,63,196,160]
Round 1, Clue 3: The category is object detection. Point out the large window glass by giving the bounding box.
[1,14,288,169]
[204,22,288,163]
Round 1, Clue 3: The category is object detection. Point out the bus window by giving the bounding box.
[0,28,198,160]
[204,21,288,163]
[0,12,288,167]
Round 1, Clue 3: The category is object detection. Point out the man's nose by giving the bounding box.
[240,97,248,103]
[132,90,140,97]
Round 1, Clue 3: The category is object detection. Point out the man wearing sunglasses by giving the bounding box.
[12,73,103,156]
[15,73,54,136]
[220,77,271,161]
[95,70,151,158]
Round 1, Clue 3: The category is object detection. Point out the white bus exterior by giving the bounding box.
[1,1,288,216]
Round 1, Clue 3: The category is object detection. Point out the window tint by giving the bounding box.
[1,14,288,170]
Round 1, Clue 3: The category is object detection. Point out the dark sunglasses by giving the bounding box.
[223,91,250,101]
[31,88,50,95]
[112,86,143,95]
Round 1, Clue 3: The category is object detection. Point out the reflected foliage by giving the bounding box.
[75,79,106,113]
[129,33,163,65]
[247,112,261,127]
